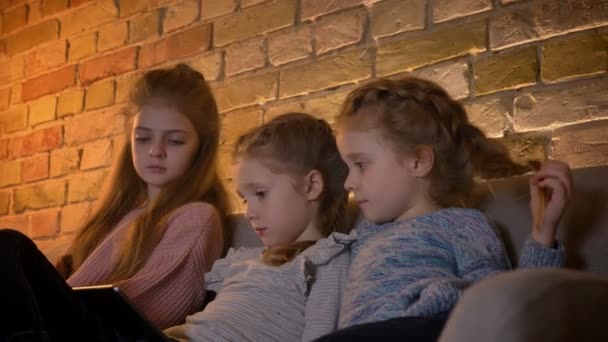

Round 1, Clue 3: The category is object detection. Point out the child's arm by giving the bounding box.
[116,203,224,329]
[529,160,573,248]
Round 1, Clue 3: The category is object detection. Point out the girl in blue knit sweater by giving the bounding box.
[317,77,573,342]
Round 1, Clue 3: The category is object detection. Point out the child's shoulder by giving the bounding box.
[424,207,489,224]
[414,207,496,239]
[299,232,355,265]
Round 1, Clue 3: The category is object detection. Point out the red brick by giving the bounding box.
[0,160,21,187]
[120,0,159,18]
[167,24,212,59]
[29,209,60,238]
[24,40,68,77]
[139,24,211,68]
[4,4,28,33]
[0,139,8,160]
[80,47,137,85]
[0,56,25,85]
[0,106,27,133]
[513,78,608,132]
[268,27,311,66]
[315,7,365,55]
[433,0,492,23]
[68,169,107,203]
[0,191,9,215]
[22,154,50,183]
[60,202,91,233]
[128,11,160,43]
[214,0,296,46]
[36,235,74,263]
[8,126,63,159]
[64,108,125,146]
[22,65,77,102]
[302,0,363,20]
[490,0,608,50]
[225,38,266,76]
[201,0,236,20]
[370,0,425,39]
[552,120,608,168]
[98,21,128,52]
[0,0,21,11]
[29,1,43,24]
[0,215,28,233]
[71,0,93,7]
[42,0,69,15]
[60,1,118,38]
[0,87,9,110]
[68,33,97,61]
[164,0,199,33]
[5,19,59,56]
[139,41,166,69]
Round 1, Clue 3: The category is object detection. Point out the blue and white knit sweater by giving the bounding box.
[339,208,564,328]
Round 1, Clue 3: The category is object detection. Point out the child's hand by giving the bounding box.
[529,160,573,248]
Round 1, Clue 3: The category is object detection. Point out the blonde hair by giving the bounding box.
[68,64,230,281]
[233,113,348,266]
[338,77,537,207]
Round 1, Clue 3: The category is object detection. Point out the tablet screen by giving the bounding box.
[73,285,170,342]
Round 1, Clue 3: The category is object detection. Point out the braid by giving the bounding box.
[338,77,538,207]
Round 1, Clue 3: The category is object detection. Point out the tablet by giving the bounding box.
[73,285,172,342]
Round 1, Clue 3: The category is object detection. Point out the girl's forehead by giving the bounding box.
[134,105,194,131]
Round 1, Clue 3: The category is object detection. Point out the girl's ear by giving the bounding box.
[303,169,324,201]
[412,145,434,177]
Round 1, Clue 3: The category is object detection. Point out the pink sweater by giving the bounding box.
[67,202,223,329]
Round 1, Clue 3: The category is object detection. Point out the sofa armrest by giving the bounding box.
[439,269,608,342]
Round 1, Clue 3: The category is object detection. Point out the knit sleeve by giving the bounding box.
[116,202,224,329]
[518,238,565,268]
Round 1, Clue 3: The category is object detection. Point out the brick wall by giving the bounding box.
[0,0,607,260]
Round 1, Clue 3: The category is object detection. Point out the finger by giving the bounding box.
[537,177,569,204]
[534,161,573,197]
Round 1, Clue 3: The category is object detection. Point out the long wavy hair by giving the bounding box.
[233,113,349,266]
[67,64,230,282]
[338,77,538,207]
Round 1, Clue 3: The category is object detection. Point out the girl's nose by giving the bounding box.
[148,142,167,159]
[344,170,356,191]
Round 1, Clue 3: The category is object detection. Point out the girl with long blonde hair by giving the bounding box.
[0,63,230,341]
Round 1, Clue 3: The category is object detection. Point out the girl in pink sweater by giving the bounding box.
[0,64,230,341]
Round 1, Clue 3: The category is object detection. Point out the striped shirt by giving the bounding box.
[340,207,565,327]
[164,232,354,342]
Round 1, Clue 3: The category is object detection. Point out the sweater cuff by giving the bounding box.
[519,238,565,268]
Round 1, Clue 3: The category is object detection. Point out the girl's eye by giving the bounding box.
[168,139,185,145]
[354,162,365,170]
[255,191,266,199]
[135,137,150,143]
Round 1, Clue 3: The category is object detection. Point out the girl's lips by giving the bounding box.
[147,166,167,173]
[254,227,267,236]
